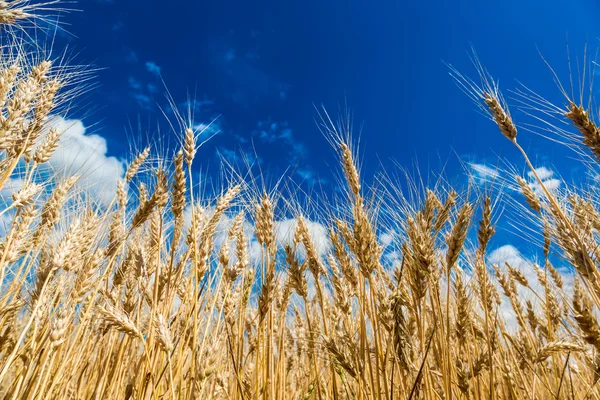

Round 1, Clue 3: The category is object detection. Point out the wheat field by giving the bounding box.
[2,2,600,399]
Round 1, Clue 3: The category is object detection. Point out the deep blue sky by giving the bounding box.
[52,0,600,192]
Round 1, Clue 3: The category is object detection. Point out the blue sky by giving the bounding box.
[50,0,600,195]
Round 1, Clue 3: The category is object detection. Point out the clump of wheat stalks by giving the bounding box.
[2,3,600,400]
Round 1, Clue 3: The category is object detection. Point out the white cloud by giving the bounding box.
[182,207,332,267]
[249,240,262,266]
[193,120,221,136]
[542,178,561,191]
[529,178,561,195]
[0,178,24,201]
[182,203,331,268]
[523,167,561,196]
[527,167,553,181]
[0,210,15,236]
[487,245,536,330]
[488,244,531,270]
[486,244,574,331]
[380,231,394,248]
[470,163,499,183]
[275,218,331,258]
[46,116,125,206]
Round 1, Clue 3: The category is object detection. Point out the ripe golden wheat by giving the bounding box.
[2,2,600,399]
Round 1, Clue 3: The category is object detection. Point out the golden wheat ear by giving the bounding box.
[565,102,600,163]
[0,0,71,33]
[448,52,518,143]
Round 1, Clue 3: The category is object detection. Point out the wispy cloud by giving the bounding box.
[253,119,306,162]
[469,163,499,184]
[470,162,562,197]
[128,76,157,110]
[194,120,221,136]
[216,146,259,166]
[529,177,561,195]
[251,119,324,184]
[527,167,553,181]
[296,168,327,187]
[145,61,162,76]
[524,166,562,196]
